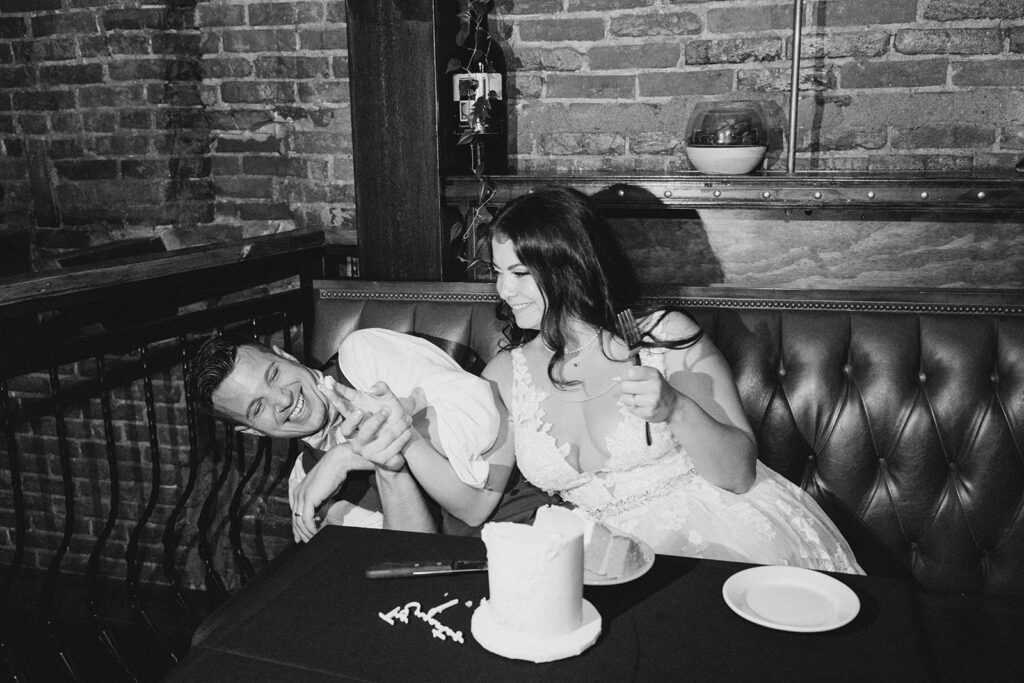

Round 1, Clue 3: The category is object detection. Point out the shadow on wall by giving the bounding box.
[592,184,724,287]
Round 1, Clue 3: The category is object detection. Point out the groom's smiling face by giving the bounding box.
[212,345,329,438]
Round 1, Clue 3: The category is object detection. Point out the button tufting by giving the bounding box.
[778,367,786,377]
[843,363,852,375]
[949,462,957,471]
[918,371,926,383]
[991,373,998,384]
[910,541,919,552]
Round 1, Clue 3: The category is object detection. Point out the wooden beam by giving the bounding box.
[347,0,447,281]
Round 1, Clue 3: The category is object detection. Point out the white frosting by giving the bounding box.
[378,599,464,643]
[480,505,585,638]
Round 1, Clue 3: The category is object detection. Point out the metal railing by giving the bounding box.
[0,232,324,681]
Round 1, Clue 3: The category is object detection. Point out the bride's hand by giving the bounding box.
[617,365,677,424]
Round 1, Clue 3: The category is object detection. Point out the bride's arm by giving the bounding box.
[619,311,757,493]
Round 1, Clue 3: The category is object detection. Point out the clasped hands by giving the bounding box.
[290,376,415,542]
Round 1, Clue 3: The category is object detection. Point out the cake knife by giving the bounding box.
[365,559,488,579]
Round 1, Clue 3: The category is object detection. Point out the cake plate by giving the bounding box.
[471,599,602,663]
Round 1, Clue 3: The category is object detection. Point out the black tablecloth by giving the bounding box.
[168,526,941,682]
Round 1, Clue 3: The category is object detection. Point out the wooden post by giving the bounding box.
[347,0,447,280]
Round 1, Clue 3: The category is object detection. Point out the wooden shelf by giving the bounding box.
[445,172,1024,214]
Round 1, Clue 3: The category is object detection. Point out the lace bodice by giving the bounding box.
[510,345,695,520]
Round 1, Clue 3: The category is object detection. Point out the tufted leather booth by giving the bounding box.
[311,280,1024,599]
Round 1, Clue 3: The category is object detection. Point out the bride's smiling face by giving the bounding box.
[491,237,544,330]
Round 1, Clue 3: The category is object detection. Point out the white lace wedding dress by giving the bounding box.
[510,346,863,574]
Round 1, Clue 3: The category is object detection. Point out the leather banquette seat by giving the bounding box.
[310,280,1024,599]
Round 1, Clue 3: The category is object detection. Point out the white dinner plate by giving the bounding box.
[722,565,860,633]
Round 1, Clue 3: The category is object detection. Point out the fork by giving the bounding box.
[615,308,653,446]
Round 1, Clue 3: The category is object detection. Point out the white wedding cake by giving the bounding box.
[472,505,601,662]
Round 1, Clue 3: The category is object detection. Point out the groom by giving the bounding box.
[188,331,559,541]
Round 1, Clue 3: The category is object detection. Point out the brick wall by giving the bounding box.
[495,0,1024,173]
[0,0,353,272]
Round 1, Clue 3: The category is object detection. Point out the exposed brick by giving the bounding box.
[250,2,323,26]
[639,69,733,97]
[32,14,100,41]
[38,63,104,86]
[1011,28,1024,53]
[221,28,297,53]
[102,8,171,32]
[81,111,117,132]
[121,159,170,179]
[800,126,888,152]
[54,159,119,181]
[216,136,282,154]
[629,131,683,154]
[538,132,626,155]
[923,0,1024,21]
[800,31,890,59]
[325,1,349,23]
[108,58,170,82]
[0,66,31,89]
[221,80,295,104]
[1003,126,1024,150]
[609,12,700,37]
[841,58,948,88]
[78,85,147,108]
[951,60,1024,86]
[238,201,293,220]
[518,18,605,42]
[152,32,202,55]
[892,123,996,149]
[196,3,246,28]
[118,110,152,129]
[12,90,75,111]
[0,18,27,40]
[5,0,61,11]
[242,156,291,176]
[15,114,47,135]
[512,47,585,71]
[502,0,563,12]
[806,0,917,27]
[31,35,79,62]
[254,55,331,79]
[82,32,150,57]
[87,133,149,157]
[685,37,785,65]
[568,0,654,9]
[707,4,794,33]
[737,65,836,92]
[201,57,254,79]
[588,43,680,70]
[895,29,1003,55]
[546,73,635,98]
[297,80,349,103]
[299,28,347,51]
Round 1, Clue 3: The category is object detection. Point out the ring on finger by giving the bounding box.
[293,512,302,517]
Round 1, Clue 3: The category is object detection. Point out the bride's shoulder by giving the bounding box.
[642,309,701,340]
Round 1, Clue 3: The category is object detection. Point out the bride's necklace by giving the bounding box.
[565,331,601,368]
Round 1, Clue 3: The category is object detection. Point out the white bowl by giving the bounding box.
[684,145,767,175]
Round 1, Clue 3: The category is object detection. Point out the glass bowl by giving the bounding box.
[684,101,768,174]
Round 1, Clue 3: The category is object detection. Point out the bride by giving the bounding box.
[482,187,863,574]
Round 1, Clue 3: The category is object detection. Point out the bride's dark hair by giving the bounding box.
[489,187,701,387]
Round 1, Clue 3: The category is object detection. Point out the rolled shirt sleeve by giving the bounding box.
[338,328,497,488]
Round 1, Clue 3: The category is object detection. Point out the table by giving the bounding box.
[168,526,942,682]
